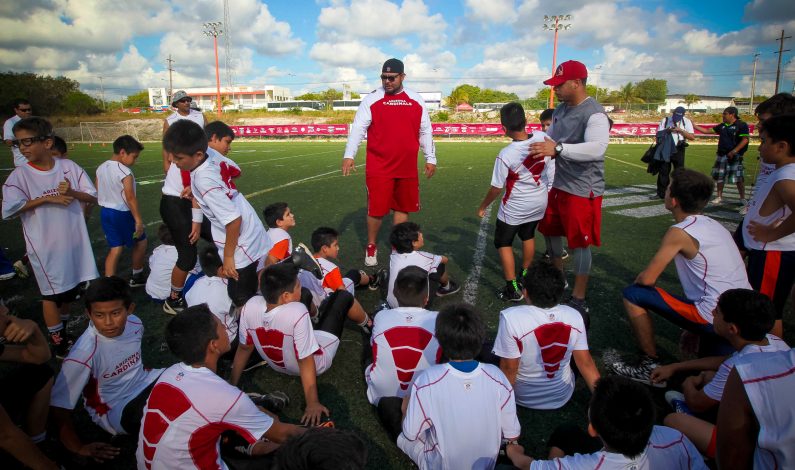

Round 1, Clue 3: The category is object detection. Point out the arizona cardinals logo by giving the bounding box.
[555,64,564,76]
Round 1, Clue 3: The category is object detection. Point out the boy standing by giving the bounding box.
[1,117,98,356]
[96,135,148,283]
[398,303,521,469]
[493,260,600,409]
[50,277,163,462]
[478,102,553,302]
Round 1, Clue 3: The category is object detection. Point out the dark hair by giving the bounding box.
[198,246,222,278]
[579,77,588,86]
[113,134,144,155]
[393,266,429,308]
[204,120,235,141]
[84,276,133,311]
[539,108,554,122]
[166,304,219,365]
[261,263,299,304]
[51,135,68,155]
[717,289,775,341]
[162,119,208,156]
[435,303,485,360]
[12,116,52,137]
[263,202,289,228]
[12,98,30,109]
[759,114,795,156]
[669,168,713,213]
[272,427,368,470]
[589,376,655,457]
[390,222,420,254]
[500,102,527,132]
[522,259,565,308]
[755,93,795,118]
[724,106,739,117]
[311,227,338,253]
[157,224,174,245]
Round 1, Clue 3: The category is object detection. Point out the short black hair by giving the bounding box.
[51,135,68,155]
[755,93,795,118]
[717,289,775,341]
[162,119,208,156]
[539,108,554,122]
[724,106,739,117]
[272,427,368,470]
[669,168,713,213]
[589,376,655,457]
[204,120,235,141]
[166,304,219,365]
[311,227,338,253]
[390,222,420,254]
[435,303,485,361]
[760,114,795,156]
[84,276,133,311]
[500,102,527,132]
[263,202,289,228]
[522,259,565,308]
[393,266,429,308]
[113,134,144,155]
[13,116,52,137]
[157,224,174,245]
[261,262,299,304]
[12,98,30,109]
[198,246,222,278]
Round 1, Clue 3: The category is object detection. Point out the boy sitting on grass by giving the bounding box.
[263,202,296,264]
[145,224,201,302]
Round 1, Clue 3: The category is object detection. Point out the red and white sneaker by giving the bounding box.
[364,243,378,267]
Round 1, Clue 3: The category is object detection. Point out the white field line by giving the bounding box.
[462,204,493,305]
[605,155,647,170]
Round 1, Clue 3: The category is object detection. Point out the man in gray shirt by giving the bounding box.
[529,60,610,324]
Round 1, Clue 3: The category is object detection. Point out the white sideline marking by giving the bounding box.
[603,186,648,197]
[706,210,743,222]
[605,155,647,170]
[611,205,670,218]
[602,194,657,208]
[463,205,493,305]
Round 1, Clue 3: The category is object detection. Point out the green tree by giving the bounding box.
[618,82,644,109]
[0,72,83,116]
[633,79,667,103]
[446,86,471,107]
[680,93,701,110]
[122,90,150,108]
[477,88,519,103]
[60,91,103,115]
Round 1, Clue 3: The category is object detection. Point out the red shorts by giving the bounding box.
[365,176,420,217]
[538,188,602,249]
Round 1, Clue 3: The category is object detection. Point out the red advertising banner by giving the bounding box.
[230,124,349,136]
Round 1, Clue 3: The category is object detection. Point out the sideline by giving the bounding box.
[462,204,493,305]
[604,155,647,170]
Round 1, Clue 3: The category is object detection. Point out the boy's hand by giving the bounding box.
[58,179,71,195]
[134,220,145,239]
[49,195,74,206]
[301,402,329,427]
[222,256,239,280]
[78,442,120,462]
[2,317,37,343]
[477,207,487,218]
[188,222,201,244]
[650,364,676,384]
[747,220,779,243]
[180,186,194,200]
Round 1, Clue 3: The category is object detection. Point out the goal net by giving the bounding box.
[79,122,140,144]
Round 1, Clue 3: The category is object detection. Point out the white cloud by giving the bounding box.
[464,0,517,24]
[317,0,446,40]
[309,41,388,68]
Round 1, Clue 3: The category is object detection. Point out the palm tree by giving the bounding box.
[445,88,469,109]
[618,82,644,110]
[680,94,701,110]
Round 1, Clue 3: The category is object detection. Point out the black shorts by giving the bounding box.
[316,290,354,339]
[120,378,158,435]
[747,249,795,318]
[494,219,539,249]
[0,363,54,420]
[41,284,82,306]
[159,195,212,272]
[228,261,260,308]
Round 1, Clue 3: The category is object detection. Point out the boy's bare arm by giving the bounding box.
[229,342,254,386]
[11,194,75,216]
[572,350,600,392]
[716,369,757,470]
[635,227,690,286]
[499,357,519,385]
[50,406,120,462]
[748,180,795,243]
[122,175,144,237]
[650,355,729,384]
[0,405,59,470]
[297,355,328,427]
[477,186,502,217]
[0,314,51,364]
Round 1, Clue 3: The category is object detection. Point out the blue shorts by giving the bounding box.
[100,207,146,248]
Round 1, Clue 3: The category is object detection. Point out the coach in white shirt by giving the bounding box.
[653,106,695,199]
[3,98,33,167]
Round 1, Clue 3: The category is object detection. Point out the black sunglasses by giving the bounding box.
[177,98,192,103]
[380,74,401,81]
[12,136,49,147]
[17,107,32,112]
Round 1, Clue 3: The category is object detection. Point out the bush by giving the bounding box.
[432,111,449,122]
[287,107,303,115]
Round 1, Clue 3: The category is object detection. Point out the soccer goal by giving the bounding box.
[79,121,141,144]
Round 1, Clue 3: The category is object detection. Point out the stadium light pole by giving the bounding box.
[543,15,572,109]
[203,21,224,117]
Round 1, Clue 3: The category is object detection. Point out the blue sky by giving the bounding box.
[0,0,792,101]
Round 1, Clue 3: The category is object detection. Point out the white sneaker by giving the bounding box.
[710,196,722,205]
[364,243,378,267]
[739,204,749,215]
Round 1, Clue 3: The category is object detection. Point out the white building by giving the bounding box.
[658,94,736,114]
[180,85,292,111]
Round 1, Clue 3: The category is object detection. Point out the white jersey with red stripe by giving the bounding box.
[490,135,553,226]
[298,257,355,308]
[734,348,795,469]
[238,297,339,376]
[672,215,751,323]
[50,315,162,435]
[365,306,440,405]
[191,149,269,269]
[529,425,706,470]
[185,276,236,342]
[2,159,98,295]
[742,164,795,251]
[703,334,789,401]
[136,362,273,470]
[145,244,201,300]
[3,115,27,167]
[387,250,442,308]
[96,160,134,211]
[267,227,293,262]
[398,362,521,470]
[492,303,588,409]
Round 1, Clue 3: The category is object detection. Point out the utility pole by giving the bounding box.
[543,15,573,109]
[223,0,235,107]
[203,21,224,117]
[773,29,791,94]
[166,54,175,104]
[98,76,106,110]
[750,52,760,114]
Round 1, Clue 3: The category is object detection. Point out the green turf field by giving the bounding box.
[1,141,791,469]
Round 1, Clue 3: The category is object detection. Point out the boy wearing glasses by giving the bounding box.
[1,117,98,357]
[3,98,34,167]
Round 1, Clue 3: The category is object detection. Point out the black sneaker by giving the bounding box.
[368,268,388,291]
[497,284,524,302]
[247,391,290,413]
[604,350,666,388]
[566,297,590,331]
[292,243,323,280]
[436,280,461,297]
[163,296,187,315]
[49,330,74,360]
[129,271,148,288]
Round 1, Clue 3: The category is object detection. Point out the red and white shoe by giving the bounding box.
[364,243,378,267]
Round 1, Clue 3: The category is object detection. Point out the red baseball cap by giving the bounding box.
[543,60,588,86]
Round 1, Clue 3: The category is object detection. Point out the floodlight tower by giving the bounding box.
[543,14,573,108]
[203,21,224,117]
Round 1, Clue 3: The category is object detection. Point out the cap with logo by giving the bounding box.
[171,90,192,105]
[543,60,588,86]
[382,58,404,74]
[672,106,686,123]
